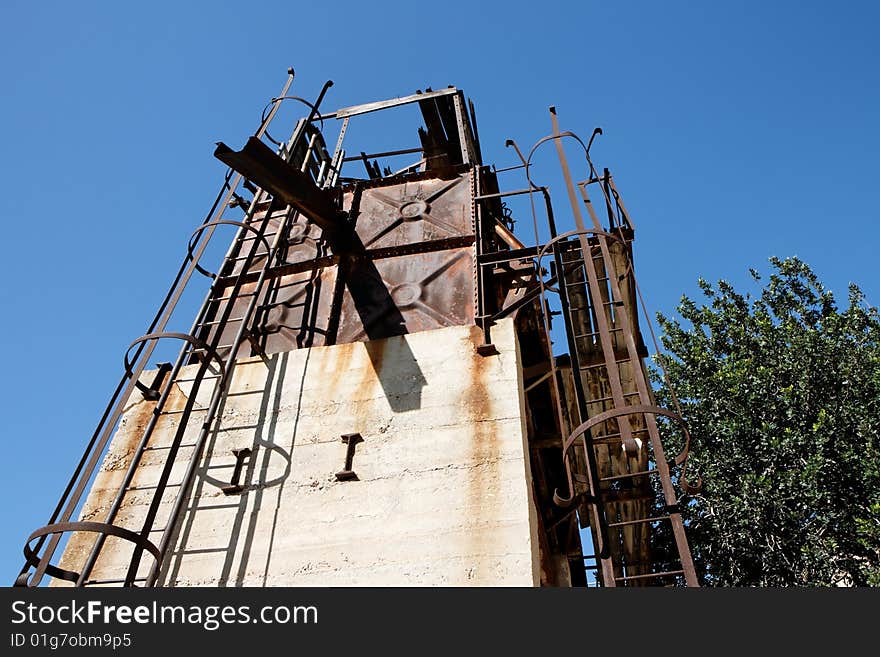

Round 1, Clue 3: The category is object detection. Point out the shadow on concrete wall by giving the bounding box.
[363,336,427,413]
[159,350,297,587]
[343,216,427,412]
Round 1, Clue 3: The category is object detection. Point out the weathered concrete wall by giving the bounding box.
[59,318,540,586]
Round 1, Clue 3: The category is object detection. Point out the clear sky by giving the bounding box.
[1,0,878,583]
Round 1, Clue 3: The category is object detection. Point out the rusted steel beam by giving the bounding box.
[342,147,423,162]
[474,187,541,201]
[215,235,476,288]
[477,245,540,264]
[320,87,459,120]
[215,137,344,234]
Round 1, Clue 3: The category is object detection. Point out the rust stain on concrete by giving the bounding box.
[462,325,502,578]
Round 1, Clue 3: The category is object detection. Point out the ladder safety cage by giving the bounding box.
[15,69,342,588]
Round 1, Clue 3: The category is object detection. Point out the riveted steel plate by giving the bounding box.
[229,208,327,277]
[201,266,337,359]
[345,173,473,249]
[336,247,475,344]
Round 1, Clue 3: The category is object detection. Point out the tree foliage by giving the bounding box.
[653,257,880,586]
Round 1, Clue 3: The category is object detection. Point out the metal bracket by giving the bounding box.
[221,448,253,495]
[476,343,498,357]
[335,433,363,481]
[137,362,173,401]
[244,329,269,366]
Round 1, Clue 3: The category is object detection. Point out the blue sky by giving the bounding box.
[1,1,877,583]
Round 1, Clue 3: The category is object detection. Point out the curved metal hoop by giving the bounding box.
[561,405,681,454]
[187,220,271,279]
[260,82,331,148]
[526,130,589,168]
[124,332,227,388]
[527,125,628,236]
[261,95,325,130]
[200,441,292,492]
[536,227,626,269]
[552,487,580,509]
[521,127,612,229]
[539,226,629,510]
[22,521,161,585]
[554,405,702,505]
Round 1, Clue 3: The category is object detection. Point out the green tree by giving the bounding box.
[653,257,880,586]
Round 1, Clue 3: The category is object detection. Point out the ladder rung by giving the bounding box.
[224,389,264,397]
[561,245,599,255]
[579,358,631,370]
[600,491,657,503]
[84,577,147,586]
[188,503,241,512]
[157,408,208,416]
[588,427,649,442]
[197,316,248,327]
[574,328,623,339]
[173,375,222,383]
[592,429,645,445]
[573,430,648,446]
[228,252,269,262]
[589,435,626,445]
[260,301,306,311]
[565,276,609,287]
[600,468,658,483]
[214,423,261,431]
[211,291,257,303]
[239,230,279,239]
[594,426,650,437]
[143,443,198,452]
[586,391,641,404]
[178,547,229,555]
[560,246,594,257]
[274,279,312,291]
[615,569,684,583]
[607,515,670,529]
[125,482,183,491]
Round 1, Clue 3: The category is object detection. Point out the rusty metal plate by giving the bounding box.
[336,247,475,344]
[345,174,474,250]
[203,266,337,358]
[230,209,327,277]
[210,172,478,354]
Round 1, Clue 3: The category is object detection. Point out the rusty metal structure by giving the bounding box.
[16,68,699,587]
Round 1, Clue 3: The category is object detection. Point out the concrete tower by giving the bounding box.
[17,71,698,587]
